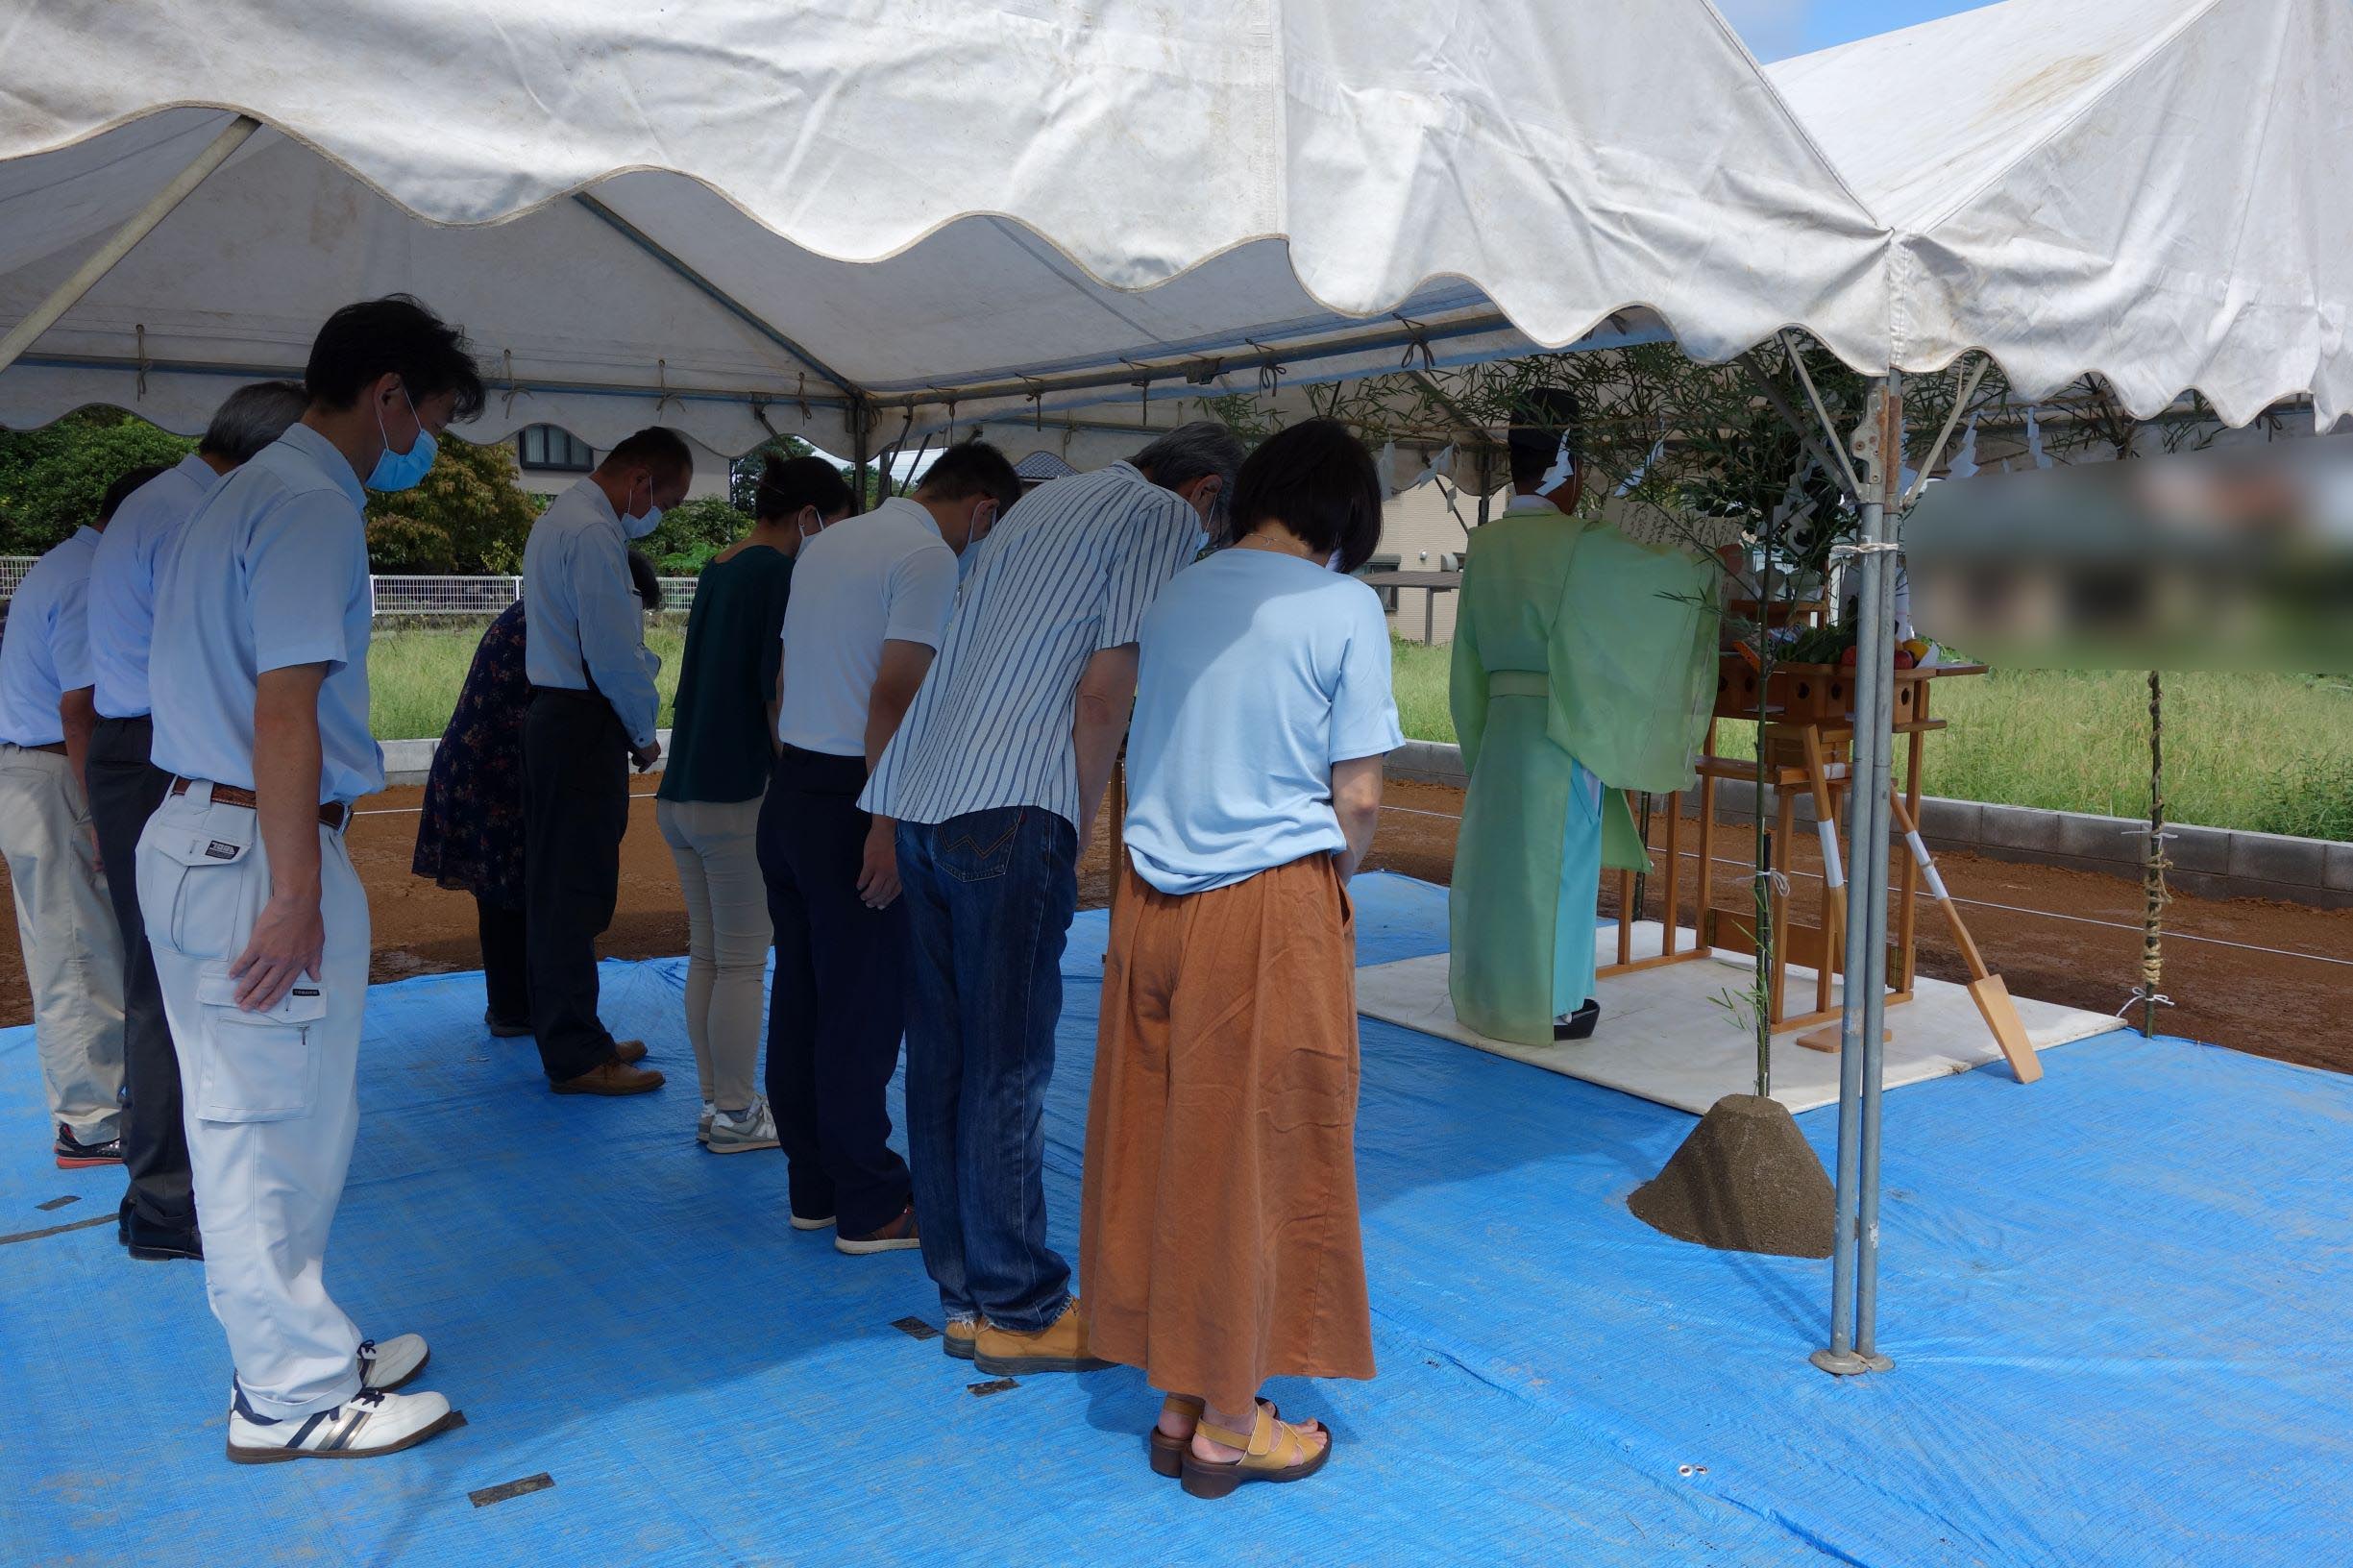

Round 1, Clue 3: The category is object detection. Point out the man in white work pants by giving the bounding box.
[138,783,369,1424]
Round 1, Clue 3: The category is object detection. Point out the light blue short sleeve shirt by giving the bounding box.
[86,453,219,721]
[0,527,104,747]
[148,423,384,804]
[1121,549,1405,895]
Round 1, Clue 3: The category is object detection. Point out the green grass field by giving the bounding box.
[1389,639,2352,841]
[368,624,2352,842]
[369,621,687,745]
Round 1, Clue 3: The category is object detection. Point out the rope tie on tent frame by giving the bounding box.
[655,357,678,417]
[1393,313,1436,371]
[498,349,521,418]
[1023,378,1046,430]
[1245,339,1287,396]
[794,373,812,423]
[135,324,149,399]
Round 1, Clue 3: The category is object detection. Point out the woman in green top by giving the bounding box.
[657,454,853,1152]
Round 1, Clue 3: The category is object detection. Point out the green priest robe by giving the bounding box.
[1447,498,1720,1045]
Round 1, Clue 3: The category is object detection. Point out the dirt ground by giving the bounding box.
[4,776,2346,1074]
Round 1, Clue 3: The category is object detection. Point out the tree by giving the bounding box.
[641,495,750,574]
[0,409,195,554]
[364,432,541,574]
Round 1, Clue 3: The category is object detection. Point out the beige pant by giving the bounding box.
[0,744,125,1139]
[656,796,771,1110]
[138,783,371,1420]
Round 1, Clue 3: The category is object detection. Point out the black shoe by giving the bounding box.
[1554,998,1601,1041]
[55,1124,124,1169]
[484,1011,534,1039]
[119,1200,203,1262]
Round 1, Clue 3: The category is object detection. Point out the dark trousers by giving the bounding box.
[523,689,628,1082]
[898,808,1079,1333]
[758,746,913,1237]
[86,715,193,1232]
[477,895,530,1028]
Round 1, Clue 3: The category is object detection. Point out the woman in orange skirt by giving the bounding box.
[1080,419,1402,1499]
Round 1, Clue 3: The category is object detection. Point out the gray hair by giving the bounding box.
[199,380,309,465]
[1131,420,1245,531]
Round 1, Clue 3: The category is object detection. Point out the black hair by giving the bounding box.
[304,295,486,421]
[98,464,171,527]
[605,427,695,486]
[1229,417,1384,573]
[625,549,664,614]
[914,438,1021,519]
[1507,385,1581,492]
[755,454,854,522]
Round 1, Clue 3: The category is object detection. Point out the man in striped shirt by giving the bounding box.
[864,421,1243,1375]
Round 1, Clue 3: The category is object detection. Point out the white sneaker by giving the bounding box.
[226,1384,461,1463]
[698,1101,716,1144]
[706,1096,780,1155]
[358,1334,429,1391]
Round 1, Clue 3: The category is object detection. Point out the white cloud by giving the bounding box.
[1711,0,1815,61]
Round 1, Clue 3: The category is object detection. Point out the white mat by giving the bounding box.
[1355,922,2120,1115]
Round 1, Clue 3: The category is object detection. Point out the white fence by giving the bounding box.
[369,575,700,617]
[1,562,698,619]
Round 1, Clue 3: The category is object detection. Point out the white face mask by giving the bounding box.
[620,474,662,539]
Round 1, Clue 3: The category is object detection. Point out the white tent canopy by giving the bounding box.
[0,0,1885,464]
[1768,0,2349,430]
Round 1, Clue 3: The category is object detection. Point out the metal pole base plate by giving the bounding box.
[1810,1348,1896,1377]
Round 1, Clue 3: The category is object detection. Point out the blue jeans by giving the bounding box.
[897,807,1078,1334]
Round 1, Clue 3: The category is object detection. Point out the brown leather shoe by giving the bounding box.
[971,1300,1112,1375]
[552,1061,666,1096]
[613,1040,648,1064]
[834,1203,919,1256]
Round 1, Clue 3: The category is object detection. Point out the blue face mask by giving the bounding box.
[367,386,437,492]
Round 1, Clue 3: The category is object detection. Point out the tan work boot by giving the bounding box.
[613,1040,649,1064]
[943,1318,985,1361]
[552,1061,666,1096]
[971,1300,1111,1376]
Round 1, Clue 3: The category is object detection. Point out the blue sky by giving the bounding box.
[1716,0,2000,61]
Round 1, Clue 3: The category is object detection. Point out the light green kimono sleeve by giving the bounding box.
[1449,553,1491,775]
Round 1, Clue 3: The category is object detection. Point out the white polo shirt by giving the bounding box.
[149,423,385,804]
[86,453,221,720]
[776,497,958,759]
[0,527,103,747]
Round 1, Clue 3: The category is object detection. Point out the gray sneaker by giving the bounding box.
[706,1096,780,1155]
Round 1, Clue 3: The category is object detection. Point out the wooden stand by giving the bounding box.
[1601,662,2032,1076]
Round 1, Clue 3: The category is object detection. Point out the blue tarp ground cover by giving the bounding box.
[1,872,2346,1566]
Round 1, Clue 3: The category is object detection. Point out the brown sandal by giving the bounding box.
[1148,1395,1205,1477]
[1179,1402,1332,1499]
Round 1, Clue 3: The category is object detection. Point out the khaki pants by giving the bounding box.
[137,784,370,1420]
[0,744,125,1140]
[656,796,771,1110]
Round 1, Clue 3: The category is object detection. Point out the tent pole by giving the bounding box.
[0,114,259,380]
[1813,370,1900,1378]
[1852,371,1904,1366]
[850,399,870,516]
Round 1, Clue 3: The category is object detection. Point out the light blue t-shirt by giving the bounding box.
[149,423,385,804]
[0,527,102,747]
[86,453,220,721]
[1122,548,1405,894]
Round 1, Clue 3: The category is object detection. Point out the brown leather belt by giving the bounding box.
[169,777,351,832]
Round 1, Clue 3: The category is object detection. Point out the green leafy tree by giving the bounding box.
[0,409,195,554]
[641,494,749,574]
[364,433,540,574]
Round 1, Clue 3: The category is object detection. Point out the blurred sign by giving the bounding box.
[1905,434,2353,672]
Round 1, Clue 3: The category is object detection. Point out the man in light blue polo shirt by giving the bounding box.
[864,421,1240,1372]
[519,426,692,1097]
[76,380,306,1262]
[0,486,130,1170]
[139,296,481,1464]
